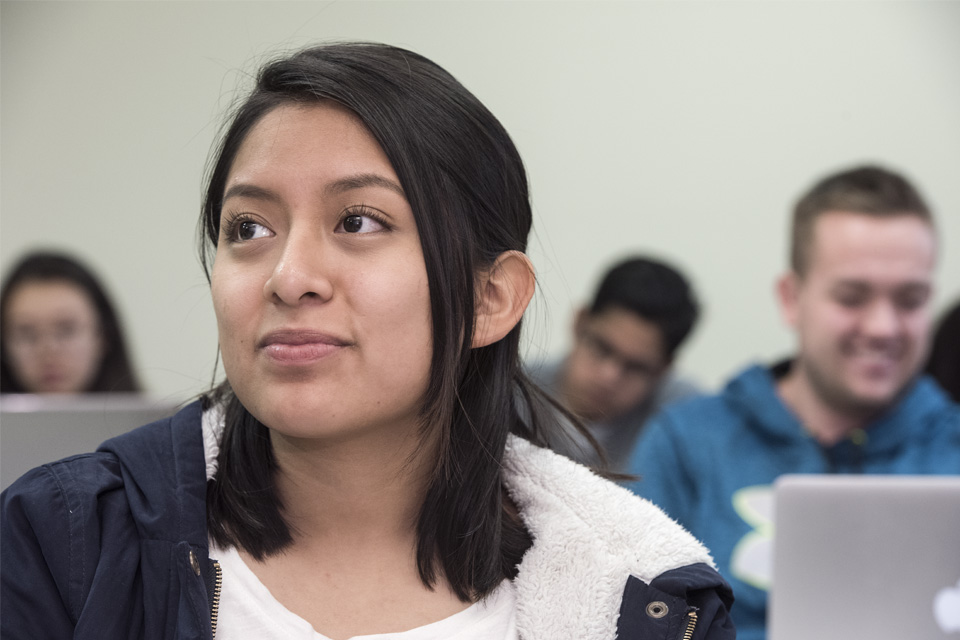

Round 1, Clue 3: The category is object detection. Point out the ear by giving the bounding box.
[572,307,590,339]
[472,251,536,348]
[776,271,801,329]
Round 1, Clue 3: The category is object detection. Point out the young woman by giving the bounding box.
[0,251,141,394]
[1,43,733,639]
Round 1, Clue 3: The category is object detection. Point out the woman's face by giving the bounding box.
[211,103,433,442]
[3,279,104,394]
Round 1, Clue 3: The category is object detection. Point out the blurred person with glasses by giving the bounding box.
[0,251,141,394]
[531,256,701,472]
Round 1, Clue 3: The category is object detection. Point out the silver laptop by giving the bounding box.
[769,474,960,640]
[0,393,181,490]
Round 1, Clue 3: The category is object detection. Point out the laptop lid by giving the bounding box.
[768,474,960,640]
[0,393,180,490]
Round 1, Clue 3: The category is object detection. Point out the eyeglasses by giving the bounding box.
[5,321,100,354]
[579,331,660,380]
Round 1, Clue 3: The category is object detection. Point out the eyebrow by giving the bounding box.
[830,280,932,295]
[325,173,406,198]
[222,173,406,205]
[833,278,930,288]
[222,183,283,205]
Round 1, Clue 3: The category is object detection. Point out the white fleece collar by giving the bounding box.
[502,435,714,640]
[201,409,713,640]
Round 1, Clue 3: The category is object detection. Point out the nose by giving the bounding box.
[862,299,900,339]
[263,231,334,306]
[595,357,623,385]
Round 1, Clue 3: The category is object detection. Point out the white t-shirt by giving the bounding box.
[211,543,519,640]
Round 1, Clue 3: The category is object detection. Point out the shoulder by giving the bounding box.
[1,449,127,629]
[907,376,960,421]
[2,450,124,528]
[649,364,775,433]
[1,401,208,631]
[890,377,960,453]
[503,436,733,639]
[654,373,702,406]
[2,400,206,555]
[879,376,960,442]
[504,435,713,574]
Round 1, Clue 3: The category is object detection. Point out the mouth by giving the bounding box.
[257,329,352,365]
[845,347,904,379]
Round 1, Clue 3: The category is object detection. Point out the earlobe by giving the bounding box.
[472,251,536,349]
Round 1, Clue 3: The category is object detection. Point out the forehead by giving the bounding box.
[228,102,395,187]
[806,211,936,285]
[6,280,97,322]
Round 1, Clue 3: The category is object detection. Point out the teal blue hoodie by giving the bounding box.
[625,363,960,640]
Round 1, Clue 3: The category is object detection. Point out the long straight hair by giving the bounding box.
[201,42,594,601]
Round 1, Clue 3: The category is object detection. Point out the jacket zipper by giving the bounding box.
[678,609,698,640]
[210,560,222,638]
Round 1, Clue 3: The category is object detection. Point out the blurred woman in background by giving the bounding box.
[0,250,141,394]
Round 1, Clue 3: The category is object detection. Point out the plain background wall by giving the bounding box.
[2,0,958,402]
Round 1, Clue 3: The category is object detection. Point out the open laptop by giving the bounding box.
[769,474,960,640]
[0,393,181,490]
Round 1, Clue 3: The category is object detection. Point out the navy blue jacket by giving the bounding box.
[2,402,734,639]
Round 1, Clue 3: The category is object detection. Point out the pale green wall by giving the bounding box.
[3,1,959,401]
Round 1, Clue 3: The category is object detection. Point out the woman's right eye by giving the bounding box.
[225,217,273,242]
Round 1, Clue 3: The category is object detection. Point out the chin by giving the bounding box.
[841,380,910,414]
[245,401,325,437]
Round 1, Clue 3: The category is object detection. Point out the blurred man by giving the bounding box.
[534,256,700,471]
[626,165,960,640]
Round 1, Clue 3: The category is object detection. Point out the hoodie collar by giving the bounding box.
[725,361,952,455]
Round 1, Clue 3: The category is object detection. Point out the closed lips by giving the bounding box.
[258,330,352,363]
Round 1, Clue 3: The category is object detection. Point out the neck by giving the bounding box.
[269,424,437,549]
[776,365,873,447]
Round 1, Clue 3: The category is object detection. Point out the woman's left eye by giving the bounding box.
[338,212,387,234]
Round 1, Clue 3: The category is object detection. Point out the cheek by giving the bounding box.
[6,349,35,376]
[212,266,253,331]
[359,267,433,371]
[903,312,933,347]
[81,336,105,371]
[354,255,430,322]
[619,378,652,403]
[802,302,854,342]
[210,269,259,377]
[567,346,599,377]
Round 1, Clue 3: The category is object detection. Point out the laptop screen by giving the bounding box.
[769,474,960,640]
[1,393,181,490]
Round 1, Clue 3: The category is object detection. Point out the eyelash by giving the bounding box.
[220,212,269,244]
[220,205,393,243]
[339,205,392,233]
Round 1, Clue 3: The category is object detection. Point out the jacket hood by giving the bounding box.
[98,400,208,546]
[724,363,956,455]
